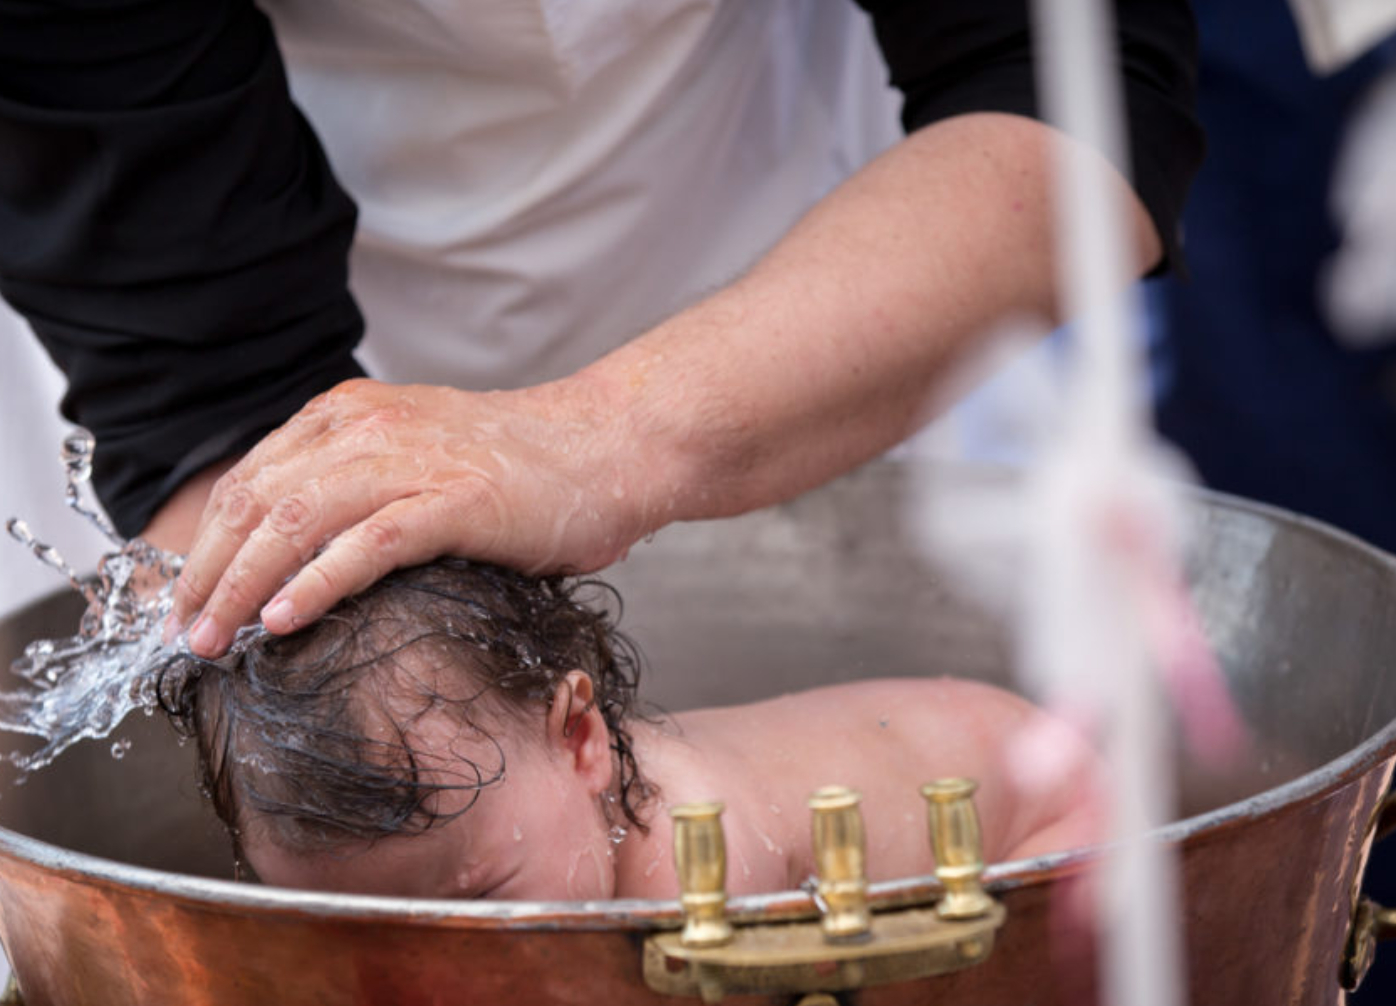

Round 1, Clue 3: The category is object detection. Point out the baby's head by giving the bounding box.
[160,559,652,900]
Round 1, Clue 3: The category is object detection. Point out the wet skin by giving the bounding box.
[244,676,1102,901]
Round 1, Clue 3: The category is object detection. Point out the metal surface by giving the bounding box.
[1342,897,1396,991]
[0,462,1393,1005]
[672,803,734,949]
[925,779,994,921]
[645,777,1003,1001]
[1341,793,1396,990]
[644,903,1006,1003]
[0,975,20,1006]
[808,786,872,941]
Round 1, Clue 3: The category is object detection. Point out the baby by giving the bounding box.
[160,559,1100,901]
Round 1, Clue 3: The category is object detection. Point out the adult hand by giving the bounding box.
[169,376,655,658]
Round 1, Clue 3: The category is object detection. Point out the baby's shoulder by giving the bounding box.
[792,677,1034,723]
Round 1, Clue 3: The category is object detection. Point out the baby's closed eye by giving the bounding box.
[453,865,519,900]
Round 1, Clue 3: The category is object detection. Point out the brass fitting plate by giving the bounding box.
[643,901,1005,1002]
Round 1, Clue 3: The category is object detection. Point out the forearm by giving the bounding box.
[584,112,1161,529]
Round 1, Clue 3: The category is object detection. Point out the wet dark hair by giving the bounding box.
[159,559,654,855]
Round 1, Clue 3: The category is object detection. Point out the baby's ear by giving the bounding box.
[545,671,613,795]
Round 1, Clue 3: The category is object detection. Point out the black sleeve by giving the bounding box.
[856,0,1204,277]
[0,0,366,539]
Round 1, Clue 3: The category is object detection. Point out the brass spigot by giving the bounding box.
[671,802,735,948]
[645,781,1007,1000]
[808,785,872,942]
[922,778,994,920]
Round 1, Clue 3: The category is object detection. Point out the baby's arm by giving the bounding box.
[994,705,1106,861]
[1001,797,1103,861]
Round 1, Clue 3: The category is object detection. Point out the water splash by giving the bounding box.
[0,431,188,776]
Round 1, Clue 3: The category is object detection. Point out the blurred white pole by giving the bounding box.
[1029,3,1186,1006]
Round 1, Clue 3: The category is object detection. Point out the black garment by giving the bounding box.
[858,0,1201,278]
[0,0,1203,538]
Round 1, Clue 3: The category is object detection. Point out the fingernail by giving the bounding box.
[189,616,221,656]
[262,597,295,632]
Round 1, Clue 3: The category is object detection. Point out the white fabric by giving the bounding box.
[265,0,903,387]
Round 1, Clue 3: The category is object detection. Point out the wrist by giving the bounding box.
[560,338,712,546]
[518,365,669,565]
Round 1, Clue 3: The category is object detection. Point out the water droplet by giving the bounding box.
[607,824,628,845]
[61,430,94,465]
[513,824,523,843]
[35,545,65,569]
[110,739,132,760]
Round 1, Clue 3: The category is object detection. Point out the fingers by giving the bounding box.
[170,476,267,631]
[180,468,514,657]
[259,490,487,634]
[171,379,408,640]
[173,415,344,629]
[183,380,365,545]
[178,460,437,656]
[181,487,329,656]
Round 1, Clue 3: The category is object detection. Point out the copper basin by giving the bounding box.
[0,462,1393,1004]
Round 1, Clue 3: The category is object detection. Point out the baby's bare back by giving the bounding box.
[663,678,1100,890]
